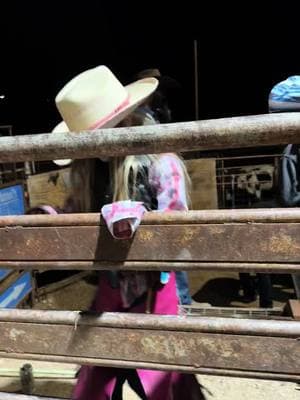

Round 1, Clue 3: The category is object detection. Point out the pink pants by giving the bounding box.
[72,272,203,400]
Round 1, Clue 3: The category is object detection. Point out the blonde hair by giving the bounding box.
[112,154,157,201]
[68,114,191,212]
[112,154,191,205]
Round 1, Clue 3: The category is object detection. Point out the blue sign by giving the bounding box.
[0,269,11,282]
[0,184,25,216]
[0,184,25,287]
[0,272,32,308]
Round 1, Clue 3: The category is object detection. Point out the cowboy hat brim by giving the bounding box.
[97,77,159,129]
[52,77,158,166]
[51,121,72,166]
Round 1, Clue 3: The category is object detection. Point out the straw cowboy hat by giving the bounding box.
[52,121,72,166]
[52,65,158,166]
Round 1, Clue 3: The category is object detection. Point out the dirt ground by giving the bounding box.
[0,271,298,399]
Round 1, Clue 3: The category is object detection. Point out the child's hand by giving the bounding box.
[113,219,133,239]
[101,201,147,239]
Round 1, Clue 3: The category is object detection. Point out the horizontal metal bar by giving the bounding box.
[0,310,299,337]
[1,261,300,273]
[2,208,300,227]
[0,113,299,162]
[1,211,300,271]
[0,310,298,378]
[1,223,300,263]
[1,353,299,383]
[182,305,284,319]
[216,180,273,186]
[216,153,282,161]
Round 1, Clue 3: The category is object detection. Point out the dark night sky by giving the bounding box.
[0,2,299,134]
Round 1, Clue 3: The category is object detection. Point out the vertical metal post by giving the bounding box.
[221,159,225,208]
[231,174,235,208]
[194,40,199,120]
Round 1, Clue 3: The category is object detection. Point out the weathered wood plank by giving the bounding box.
[0,113,299,162]
[27,168,71,209]
[286,300,300,321]
[186,159,218,209]
[35,271,91,297]
[0,311,298,378]
[1,224,300,263]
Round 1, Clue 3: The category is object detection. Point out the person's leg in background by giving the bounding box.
[175,271,192,305]
[257,273,273,308]
[239,273,256,302]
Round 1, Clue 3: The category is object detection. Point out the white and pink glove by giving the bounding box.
[101,200,147,240]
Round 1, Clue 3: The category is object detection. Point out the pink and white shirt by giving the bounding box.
[101,153,188,308]
[101,153,188,237]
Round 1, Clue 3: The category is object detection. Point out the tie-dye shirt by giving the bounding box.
[101,153,188,307]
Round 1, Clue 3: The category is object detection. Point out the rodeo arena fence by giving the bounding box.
[0,113,299,399]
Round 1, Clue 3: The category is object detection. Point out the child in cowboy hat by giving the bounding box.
[133,67,193,307]
[53,65,205,400]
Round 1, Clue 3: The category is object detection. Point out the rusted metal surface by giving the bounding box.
[1,261,300,273]
[1,211,300,271]
[0,310,299,337]
[1,223,300,264]
[1,323,298,374]
[1,352,299,383]
[0,311,299,378]
[2,116,300,387]
[0,113,299,162]
[0,394,62,400]
[3,208,300,227]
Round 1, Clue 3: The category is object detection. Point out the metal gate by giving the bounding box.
[0,113,299,398]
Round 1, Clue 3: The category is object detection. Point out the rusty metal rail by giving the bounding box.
[0,310,299,382]
[0,210,300,273]
[1,208,300,226]
[1,261,300,273]
[0,113,299,162]
[1,309,299,336]
[1,114,300,387]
